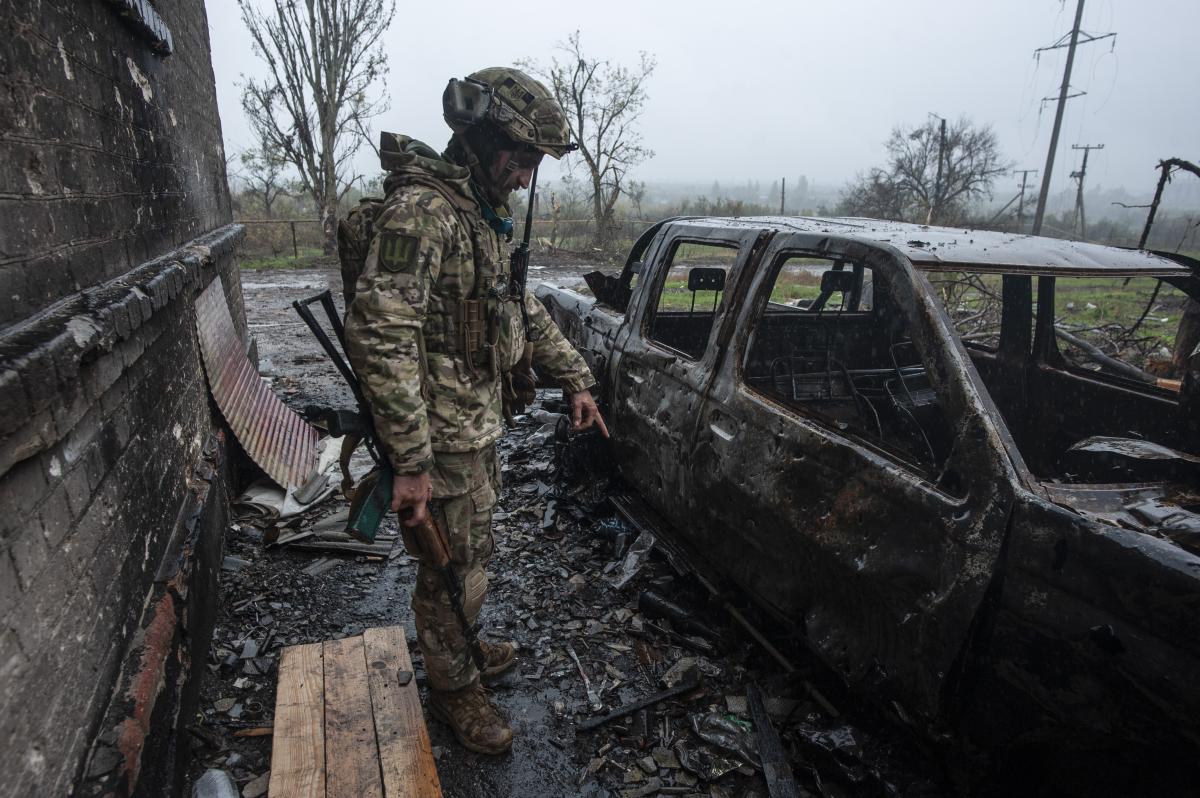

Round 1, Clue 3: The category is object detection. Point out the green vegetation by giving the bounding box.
[655,270,826,310]
[1055,276,1188,349]
[239,248,329,270]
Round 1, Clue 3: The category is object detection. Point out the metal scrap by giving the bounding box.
[748,683,802,798]
[195,276,319,487]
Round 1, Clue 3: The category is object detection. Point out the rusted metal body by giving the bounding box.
[196,276,318,487]
[536,216,1200,762]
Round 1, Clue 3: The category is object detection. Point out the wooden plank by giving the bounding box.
[269,643,326,798]
[363,627,442,798]
[323,636,385,798]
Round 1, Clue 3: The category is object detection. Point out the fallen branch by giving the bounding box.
[1055,327,1156,383]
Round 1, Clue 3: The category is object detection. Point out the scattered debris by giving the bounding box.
[566,644,603,713]
[241,771,270,798]
[639,589,719,640]
[191,769,238,798]
[675,739,742,782]
[748,683,802,798]
[232,728,273,739]
[691,712,761,769]
[577,674,701,732]
[612,529,655,589]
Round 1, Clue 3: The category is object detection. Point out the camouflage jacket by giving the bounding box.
[343,135,594,474]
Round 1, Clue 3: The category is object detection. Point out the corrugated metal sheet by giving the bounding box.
[196,277,317,487]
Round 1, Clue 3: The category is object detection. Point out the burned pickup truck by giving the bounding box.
[535,216,1200,766]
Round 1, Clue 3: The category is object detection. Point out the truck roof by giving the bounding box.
[678,215,1195,277]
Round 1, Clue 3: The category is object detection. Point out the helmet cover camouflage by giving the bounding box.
[443,67,575,159]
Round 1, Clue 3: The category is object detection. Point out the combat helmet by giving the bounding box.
[443,67,576,159]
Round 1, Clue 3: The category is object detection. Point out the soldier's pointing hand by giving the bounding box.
[569,390,609,438]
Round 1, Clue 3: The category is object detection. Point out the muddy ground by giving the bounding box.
[184,254,952,798]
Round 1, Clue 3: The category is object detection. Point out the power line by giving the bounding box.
[1030,0,1116,235]
[1070,143,1104,239]
[1014,169,1038,233]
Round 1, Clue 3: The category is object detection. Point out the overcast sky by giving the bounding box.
[208,0,1200,200]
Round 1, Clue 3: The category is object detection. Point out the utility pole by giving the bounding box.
[780,177,786,215]
[1014,169,1038,232]
[1069,143,1104,239]
[926,115,947,225]
[1030,0,1116,235]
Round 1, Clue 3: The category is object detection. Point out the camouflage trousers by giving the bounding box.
[410,446,500,691]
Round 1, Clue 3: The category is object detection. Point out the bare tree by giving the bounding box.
[836,168,907,221]
[238,146,290,216]
[238,0,394,253]
[523,32,655,250]
[840,117,1010,225]
[627,179,647,220]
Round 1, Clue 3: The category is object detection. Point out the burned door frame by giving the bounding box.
[688,232,1025,727]
[605,222,768,522]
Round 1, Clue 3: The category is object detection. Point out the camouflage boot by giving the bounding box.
[478,640,517,683]
[428,682,513,755]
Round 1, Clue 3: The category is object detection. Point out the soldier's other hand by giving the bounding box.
[569,390,609,438]
[393,471,432,527]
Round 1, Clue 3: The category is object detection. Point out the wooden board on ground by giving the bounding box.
[363,627,440,798]
[323,636,385,798]
[268,627,442,798]
[269,643,325,798]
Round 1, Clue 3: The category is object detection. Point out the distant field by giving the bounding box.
[239,248,329,270]
[652,265,1189,370]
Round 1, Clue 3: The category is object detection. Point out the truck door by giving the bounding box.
[607,223,766,522]
[690,233,1018,727]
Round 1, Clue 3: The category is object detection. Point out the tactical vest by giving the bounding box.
[341,173,525,380]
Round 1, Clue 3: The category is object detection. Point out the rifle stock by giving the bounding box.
[399,491,488,671]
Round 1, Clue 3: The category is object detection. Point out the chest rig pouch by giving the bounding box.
[386,172,522,380]
[458,216,524,380]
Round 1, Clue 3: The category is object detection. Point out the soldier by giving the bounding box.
[343,67,607,755]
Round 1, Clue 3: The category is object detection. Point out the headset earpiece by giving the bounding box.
[442,78,493,125]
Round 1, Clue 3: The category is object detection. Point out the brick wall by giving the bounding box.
[0,1,245,794]
[0,0,234,331]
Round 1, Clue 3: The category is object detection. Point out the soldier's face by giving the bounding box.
[490,149,544,192]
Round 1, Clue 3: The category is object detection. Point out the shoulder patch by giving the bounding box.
[378,232,420,273]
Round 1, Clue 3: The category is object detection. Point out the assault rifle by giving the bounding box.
[292,291,486,671]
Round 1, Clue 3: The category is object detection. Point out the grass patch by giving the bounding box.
[240,248,331,270]
[1055,276,1189,349]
